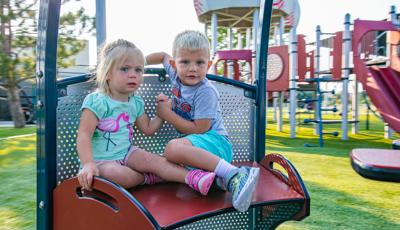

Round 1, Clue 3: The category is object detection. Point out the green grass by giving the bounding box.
[0,115,399,229]
[269,115,400,230]
[0,127,36,139]
[0,134,36,229]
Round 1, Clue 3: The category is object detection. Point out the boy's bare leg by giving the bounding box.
[98,162,144,189]
[164,138,220,171]
[126,149,187,183]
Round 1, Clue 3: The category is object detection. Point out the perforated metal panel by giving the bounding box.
[56,75,254,184]
[177,211,251,230]
[56,81,95,184]
[255,203,303,229]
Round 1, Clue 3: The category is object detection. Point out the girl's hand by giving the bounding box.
[77,162,99,191]
[156,93,169,102]
[156,99,172,119]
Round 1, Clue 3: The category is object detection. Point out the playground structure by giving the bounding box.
[199,0,400,147]
[36,1,310,230]
[194,0,400,180]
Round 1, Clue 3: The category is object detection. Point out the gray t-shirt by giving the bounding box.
[163,60,228,136]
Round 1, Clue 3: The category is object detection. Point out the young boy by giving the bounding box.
[146,30,260,212]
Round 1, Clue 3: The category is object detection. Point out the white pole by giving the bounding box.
[277,16,285,131]
[96,0,106,54]
[228,27,234,79]
[238,30,243,49]
[252,9,259,51]
[342,14,351,140]
[289,27,297,138]
[351,76,359,134]
[211,13,218,57]
[246,28,251,49]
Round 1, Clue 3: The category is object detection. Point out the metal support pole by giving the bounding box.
[277,16,285,132]
[96,0,106,50]
[211,13,218,57]
[255,0,272,162]
[384,123,393,139]
[314,25,321,135]
[252,9,260,51]
[36,0,61,229]
[228,27,234,79]
[289,28,297,138]
[342,14,351,140]
[238,30,243,49]
[352,78,359,134]
[246,28,251,49]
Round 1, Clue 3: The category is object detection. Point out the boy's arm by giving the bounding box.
[76,109,100,190]
[157,101,211,134]
[146,52,172,65]
[135,113,164,136]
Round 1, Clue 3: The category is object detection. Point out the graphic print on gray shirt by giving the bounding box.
[163,60,228,136]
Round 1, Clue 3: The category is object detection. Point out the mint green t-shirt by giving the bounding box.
[81,91,144,161]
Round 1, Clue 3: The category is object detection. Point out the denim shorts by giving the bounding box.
[184,130,233,163]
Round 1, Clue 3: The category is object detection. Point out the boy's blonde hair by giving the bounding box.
[172,30,210,58]
[96,39,144,95]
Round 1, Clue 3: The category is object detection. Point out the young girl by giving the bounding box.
[76,39,215,195]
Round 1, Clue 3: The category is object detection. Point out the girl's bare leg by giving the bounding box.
[126,149,187,183]
[98,161,144,189]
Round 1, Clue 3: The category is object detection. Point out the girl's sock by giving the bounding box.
[143,173,164,185]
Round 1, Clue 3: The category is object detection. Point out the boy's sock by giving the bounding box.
[214,159,238,190]
[214,159,238,181]
[143,173,164,185]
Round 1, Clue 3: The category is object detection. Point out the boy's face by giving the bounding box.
[170,48,212,86]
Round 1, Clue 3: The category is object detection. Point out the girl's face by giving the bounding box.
[107,52,144,101]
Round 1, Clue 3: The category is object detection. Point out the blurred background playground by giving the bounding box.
[1,0,400,229]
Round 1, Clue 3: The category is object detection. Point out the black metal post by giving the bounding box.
[255,0,273,162]
[36,0,61,229]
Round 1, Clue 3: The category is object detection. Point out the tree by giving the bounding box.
[0,0,94,128]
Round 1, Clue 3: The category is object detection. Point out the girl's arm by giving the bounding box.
[76,109,99,191]
[135,113,164,136]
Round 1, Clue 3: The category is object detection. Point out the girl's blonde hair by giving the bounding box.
[172,30,210,58]
[96,39,144,95]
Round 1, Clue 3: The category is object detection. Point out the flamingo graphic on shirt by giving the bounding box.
[97,112,133,151]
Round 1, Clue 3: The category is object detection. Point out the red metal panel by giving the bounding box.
[53,178,157,230]
[331,31,343,80]
[267,45,289,91]
[389,31,400,72]
[211,50,253,82]
[297,35,307,81]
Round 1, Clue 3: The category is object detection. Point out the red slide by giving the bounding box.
[362,66,400,132]
[352,20,400,133]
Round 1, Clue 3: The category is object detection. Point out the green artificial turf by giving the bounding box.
[0,134,36,229]
[268,115,400,230]
[0,126,36,139]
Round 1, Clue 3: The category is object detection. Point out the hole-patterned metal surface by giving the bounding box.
[56,76,254,183]
[267,53,284,81]
[177,211,251,230]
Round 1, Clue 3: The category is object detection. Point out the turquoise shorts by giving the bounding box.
[184,130,233,163]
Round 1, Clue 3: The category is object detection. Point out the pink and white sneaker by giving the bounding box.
[185,169,216,196]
